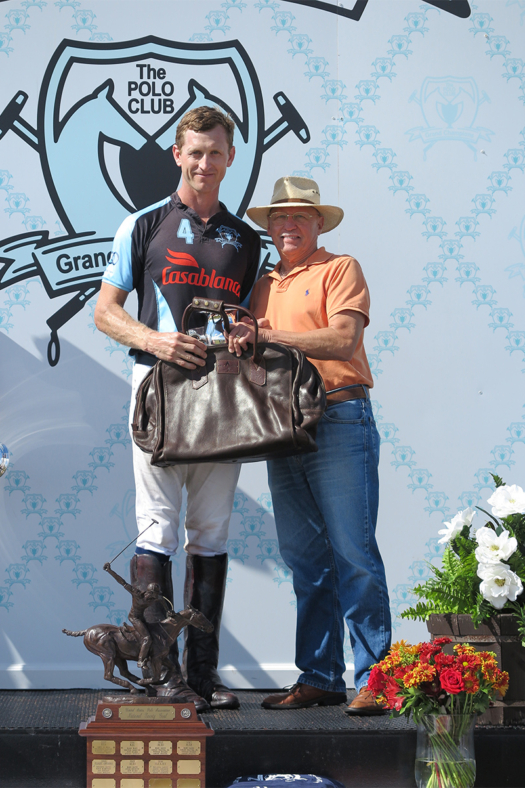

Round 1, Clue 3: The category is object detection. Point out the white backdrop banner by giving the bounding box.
[1,0,524,690]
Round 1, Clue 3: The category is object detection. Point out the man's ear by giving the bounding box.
[318,214,325,232]
[173,144,181,168]
[227,145,236,168]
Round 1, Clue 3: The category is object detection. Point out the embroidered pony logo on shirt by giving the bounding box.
[215,225,242,251]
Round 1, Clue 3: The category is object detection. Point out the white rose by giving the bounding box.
[477,562,523,609]
[475,527,517,564]
[487,484,525,518]
[437,507,476,544]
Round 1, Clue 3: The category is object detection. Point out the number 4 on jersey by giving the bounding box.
[177,218,194,245]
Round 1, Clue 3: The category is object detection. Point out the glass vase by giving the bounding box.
[415,714,476,788]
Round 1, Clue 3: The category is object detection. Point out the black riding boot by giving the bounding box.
[183,553,240,709]
[130,553,210,712]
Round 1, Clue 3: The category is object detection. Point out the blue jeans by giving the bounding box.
[267,395,391,692]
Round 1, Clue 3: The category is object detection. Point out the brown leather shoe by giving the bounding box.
[344,687,386,716]
[262,683,347,710]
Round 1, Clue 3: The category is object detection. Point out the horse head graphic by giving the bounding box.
[0,36,310,365]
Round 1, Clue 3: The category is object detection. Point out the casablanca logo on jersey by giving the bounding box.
[215,226,242,251]
[0,35,310,365]
[162,251,241,296]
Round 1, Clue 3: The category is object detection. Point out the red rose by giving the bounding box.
[440,669,465,694]
[433,637,452,646]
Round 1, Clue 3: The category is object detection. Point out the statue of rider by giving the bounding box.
[103,562,168,668]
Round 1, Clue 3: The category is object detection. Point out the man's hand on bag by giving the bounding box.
[144,330,208,368]
[228,317,272,357]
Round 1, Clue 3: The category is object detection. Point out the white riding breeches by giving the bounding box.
[130,362,241,557]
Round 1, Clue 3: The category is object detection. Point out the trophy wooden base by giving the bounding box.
[79,697,214,788]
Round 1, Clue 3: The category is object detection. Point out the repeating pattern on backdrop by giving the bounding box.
[0,2,524,662]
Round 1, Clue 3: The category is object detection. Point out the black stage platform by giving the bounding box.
[0,689,523,788]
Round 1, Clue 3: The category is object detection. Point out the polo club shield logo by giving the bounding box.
[0,36,310,365]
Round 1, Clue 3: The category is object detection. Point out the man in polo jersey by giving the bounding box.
[228,176,391,714]
[94,107,260,711]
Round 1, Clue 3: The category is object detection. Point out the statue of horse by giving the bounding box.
[63,605,213,694]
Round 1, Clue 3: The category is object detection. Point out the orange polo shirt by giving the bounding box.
[249,247,373,392]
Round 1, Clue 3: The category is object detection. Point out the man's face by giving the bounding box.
[173,126,235,196]
[268,207,324,266]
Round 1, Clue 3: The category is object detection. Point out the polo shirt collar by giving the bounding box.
[268,246,332,281]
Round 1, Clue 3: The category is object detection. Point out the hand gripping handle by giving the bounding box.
[181,298,260,361]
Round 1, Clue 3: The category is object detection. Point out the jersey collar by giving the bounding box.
[172,192,229,225]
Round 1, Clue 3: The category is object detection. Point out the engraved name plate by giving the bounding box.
[177,741,200,756]
[92,741,116,755]
[91,780,116,788]
[149,760,173,774]
[149,740,173,755]
[121,759,145,775]
[121,741,145,755]
[120,780,144,788]
[92,760,116,774]
[149,780,173,788]
[177,780,200,788]
[177,760,201,775]
[119,706,175,721]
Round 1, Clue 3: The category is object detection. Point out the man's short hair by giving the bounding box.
[175,106,235,150]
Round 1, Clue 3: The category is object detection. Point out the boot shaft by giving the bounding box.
[130,553,173,625]
[183,553,228,672]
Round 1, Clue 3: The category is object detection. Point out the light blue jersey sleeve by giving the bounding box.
[102,213,136,293]
[103,196,172,292]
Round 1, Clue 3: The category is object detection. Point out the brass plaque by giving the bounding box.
[121,741,145,755]
[91,781,116,788]
[149,741,173,755]
[177,781,200,788]
[177,741,200,756]
[176,761,200,775]
[120,706,175,721]
[149,780,173,788]
[92,760,116,774]
[121,760,145,775]
[121,781,144,788]
[149,760,172,775]
[92,741,116,755]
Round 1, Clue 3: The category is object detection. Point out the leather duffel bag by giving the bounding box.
[132,298,326,465]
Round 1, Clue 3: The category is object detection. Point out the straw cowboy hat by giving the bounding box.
[246,176,344,234]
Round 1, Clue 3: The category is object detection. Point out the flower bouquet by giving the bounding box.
[368,638,509,788]
[401,476,525,644]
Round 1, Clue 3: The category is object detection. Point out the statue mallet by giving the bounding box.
[106,518,159,566]
[104,518,174,613]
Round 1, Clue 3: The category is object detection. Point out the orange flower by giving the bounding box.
[403,663,436,688]
[493,670,509,697]
[453,643,477,656]
[463,677,480,694]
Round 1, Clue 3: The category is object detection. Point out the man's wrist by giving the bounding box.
[141,324,156,353]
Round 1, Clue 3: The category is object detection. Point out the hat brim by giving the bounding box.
[246,202,344,234]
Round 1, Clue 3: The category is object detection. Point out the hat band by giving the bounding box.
[270,197,316,206]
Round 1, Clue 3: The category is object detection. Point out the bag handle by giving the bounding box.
[181,298,260,362]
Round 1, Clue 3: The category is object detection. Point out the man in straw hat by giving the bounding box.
[228,176,391,714]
